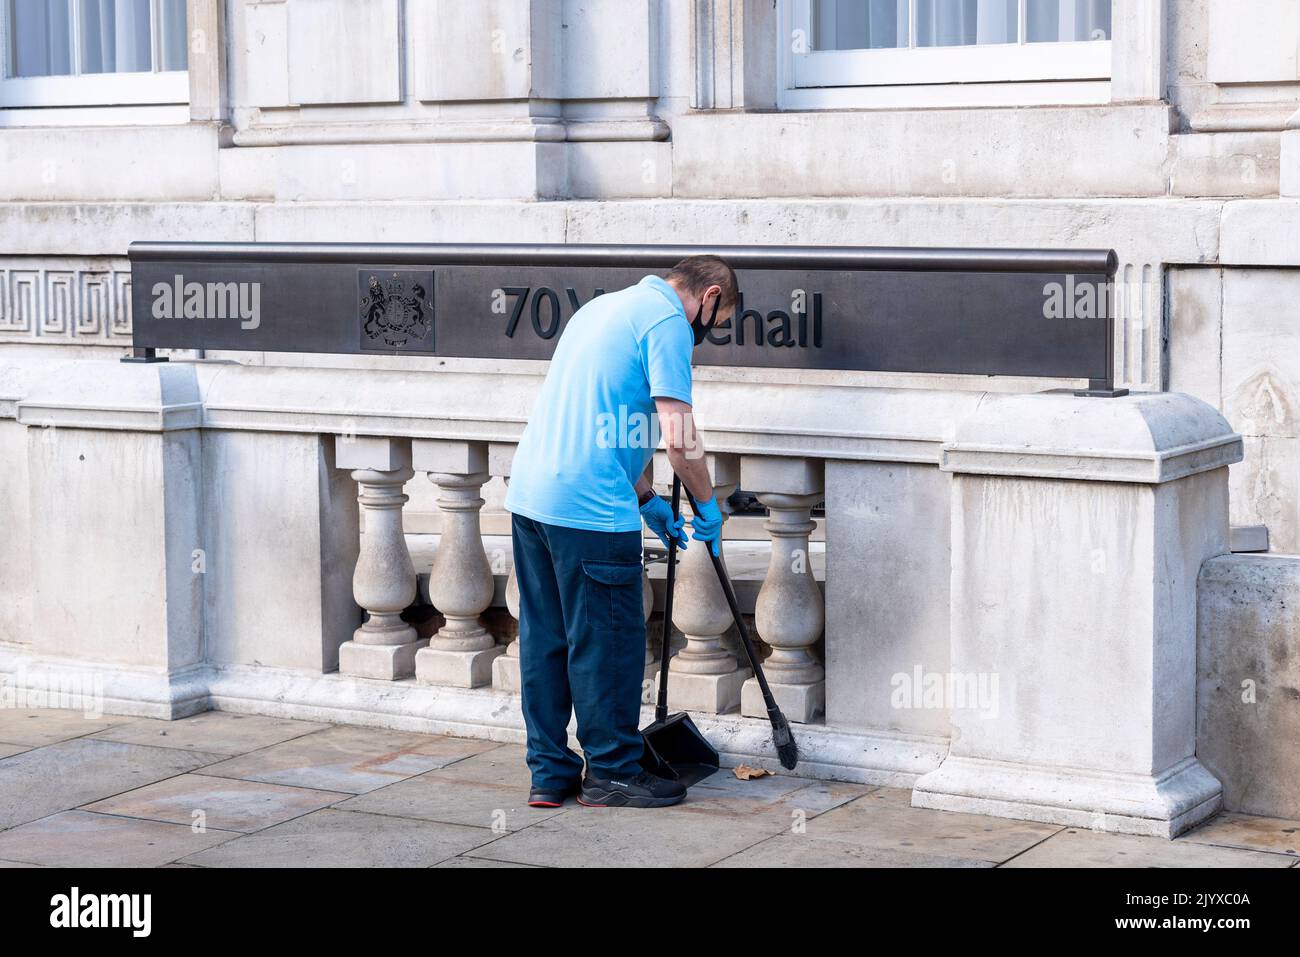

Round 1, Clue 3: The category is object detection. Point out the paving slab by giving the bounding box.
[429,743,535,788]
[0,708,134,747]
[87,711,331,755]
[433,855,540,868]
[464,804,778,867]
[1180,811,1300,858]
[0,810,235,867]
[712,833,996,867]
[0,738,228,829]
[338,772,567,830]
[5,711,1297,868]
[197,724,501,793]
[665,768,875,827]
[1002,827,1298,867]
[806,787,1062,864]
[179,808,497,868]
[84,772,349,833]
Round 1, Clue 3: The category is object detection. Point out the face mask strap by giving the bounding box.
[690,294,721,347]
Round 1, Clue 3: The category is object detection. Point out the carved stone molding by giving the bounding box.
[1114,260,1166,392]
[689,0,776,111]
[0,258,132,342]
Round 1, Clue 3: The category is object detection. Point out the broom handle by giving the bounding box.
[654,475,682,724]
[684,489,780,708]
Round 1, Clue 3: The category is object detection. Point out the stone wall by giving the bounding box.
[1198,554,1300,820]
[1,0,1299,829]
[3,2,1300,546]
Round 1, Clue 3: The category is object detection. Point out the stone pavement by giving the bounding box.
[0,708,1296,868]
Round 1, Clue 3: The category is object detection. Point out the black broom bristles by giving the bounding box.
[769,707,799,770]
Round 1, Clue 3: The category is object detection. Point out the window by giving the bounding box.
[1,0,188,108]
[785,0,1112,106]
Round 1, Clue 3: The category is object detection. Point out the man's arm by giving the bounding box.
[654,397,713,503]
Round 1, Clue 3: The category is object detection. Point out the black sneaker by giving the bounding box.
[578,769,687,808]
[527,778,581,808]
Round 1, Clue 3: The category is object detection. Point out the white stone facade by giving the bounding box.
[2,0,1299,835]
[1,0,1298,545]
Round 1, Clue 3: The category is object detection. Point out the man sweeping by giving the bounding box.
[504,255,738,809]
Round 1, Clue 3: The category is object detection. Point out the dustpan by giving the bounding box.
[639,474,721,788]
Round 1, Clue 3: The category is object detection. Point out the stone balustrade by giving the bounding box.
[334,435,830,724]
[0,355,1266,836]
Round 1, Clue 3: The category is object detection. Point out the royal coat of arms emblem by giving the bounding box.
[358,269,434,351]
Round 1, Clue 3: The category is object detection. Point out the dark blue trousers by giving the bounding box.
[511,513,647,789]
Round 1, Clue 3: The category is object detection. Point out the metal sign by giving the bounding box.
[128,242,1121,391]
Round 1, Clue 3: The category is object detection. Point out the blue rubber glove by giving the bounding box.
[689,494,724,557]
[640,494,688,550]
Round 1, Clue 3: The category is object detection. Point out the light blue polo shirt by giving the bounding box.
[504,274,694,533]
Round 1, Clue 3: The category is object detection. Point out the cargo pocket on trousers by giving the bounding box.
[580,558,645,636]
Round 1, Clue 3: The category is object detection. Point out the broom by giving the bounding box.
[685,488,800,771]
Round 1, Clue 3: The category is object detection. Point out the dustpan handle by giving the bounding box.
[654,474,682,724]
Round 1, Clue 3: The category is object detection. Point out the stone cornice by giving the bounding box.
[15,400,203,433]
[941,391,1244,484]
[5,357,981,464]
[8,360,1243,477]
[941,433,1244,484]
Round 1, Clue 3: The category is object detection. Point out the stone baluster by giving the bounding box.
[413,439,502,688]
[335,436,425,680]
[491,443,524,692]
[742,456,825,723]
[494,523,525,691]
[655,452,750,713]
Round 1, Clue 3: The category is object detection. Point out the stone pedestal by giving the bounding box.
[912,390,1244,837]
[414,440,502,688]
[336,437,424,680]
[21,361,205,683]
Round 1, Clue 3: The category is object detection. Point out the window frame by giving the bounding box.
[781,0,1114,110]
[0,0,189,108]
